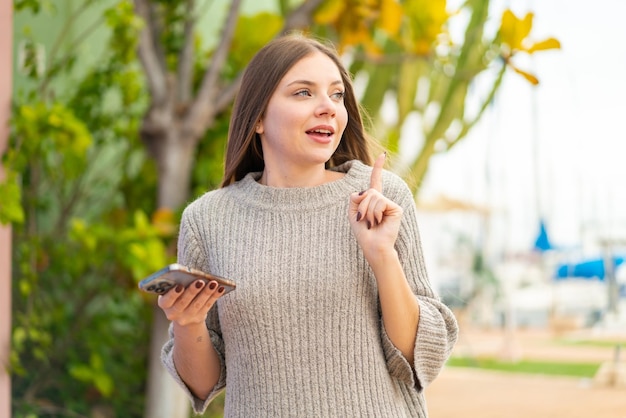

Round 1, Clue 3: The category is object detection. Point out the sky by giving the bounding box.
[416,0,626,259]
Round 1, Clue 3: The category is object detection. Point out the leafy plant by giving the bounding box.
[313,0,560,190]
[6,1,175,415]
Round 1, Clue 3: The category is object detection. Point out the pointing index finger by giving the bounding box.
[370,152,386,192]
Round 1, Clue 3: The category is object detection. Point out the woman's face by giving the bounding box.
[256,51,348,170]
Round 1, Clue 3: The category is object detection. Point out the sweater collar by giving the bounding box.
[231,160,370,211]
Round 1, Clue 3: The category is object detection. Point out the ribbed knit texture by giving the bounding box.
[162,160,458,417]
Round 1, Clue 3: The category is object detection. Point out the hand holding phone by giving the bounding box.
[138,263,236,295]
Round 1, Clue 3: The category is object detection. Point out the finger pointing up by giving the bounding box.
[370,152,386,192]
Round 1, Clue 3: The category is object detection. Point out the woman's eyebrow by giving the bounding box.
[286,79,344,87]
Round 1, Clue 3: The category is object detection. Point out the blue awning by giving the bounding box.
[554,256,625,281]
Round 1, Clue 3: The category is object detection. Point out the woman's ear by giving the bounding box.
[255,120,264,134]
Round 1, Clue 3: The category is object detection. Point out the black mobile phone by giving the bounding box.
[138,263,236,295]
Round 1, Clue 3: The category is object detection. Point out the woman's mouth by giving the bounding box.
[306,127,335,143]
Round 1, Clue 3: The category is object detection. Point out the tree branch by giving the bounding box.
[282,0,325,33]
[184,0,242,137]
[214,72,243,112]
[40,14,105,97]
[47,0,95,66]
[200,0,241,99]
[177,0,196,103]
[134,0,168,104]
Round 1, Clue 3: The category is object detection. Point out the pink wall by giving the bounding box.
[0,1,13,416]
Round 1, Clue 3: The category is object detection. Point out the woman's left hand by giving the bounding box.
[348,153,403,258]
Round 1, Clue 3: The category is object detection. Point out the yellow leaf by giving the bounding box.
[362,37,383,57]
[314,0,346,24]
[340,24,371,48]
[513,67,539,85]
[133,210,150,231]
[526,37,561,53]
[320,0,380,53]
[152,207,174,225]
[19,105,36,122]
[403,0,449,55]
[48,113,63,127]
[152,207,176,236]
[378,0,403,36]
[499,10,533,52]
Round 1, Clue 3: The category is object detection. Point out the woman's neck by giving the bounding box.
[258,167,344,188]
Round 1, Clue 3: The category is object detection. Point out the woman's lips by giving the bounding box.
[306,127,334,143]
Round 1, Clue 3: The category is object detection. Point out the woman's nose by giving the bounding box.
[315,95,336,117]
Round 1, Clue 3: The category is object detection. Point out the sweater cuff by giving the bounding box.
[160,329,227,414]
[381,297,457,390]
[380,321,416,388]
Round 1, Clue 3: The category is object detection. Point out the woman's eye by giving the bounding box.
[295,90,311,97]
[331,91,345,101]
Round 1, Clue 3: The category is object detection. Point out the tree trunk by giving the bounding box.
[145,307,191,418]
[155,131,197,209]
[143,125,198,418]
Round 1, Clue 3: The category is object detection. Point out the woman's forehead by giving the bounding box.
[280,52,344,86]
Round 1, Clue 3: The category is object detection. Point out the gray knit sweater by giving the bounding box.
[162,160,458,417]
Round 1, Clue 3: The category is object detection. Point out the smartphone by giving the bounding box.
[138,263,236,295]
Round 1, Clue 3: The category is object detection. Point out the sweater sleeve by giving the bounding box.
[160,205,227,414]
[379,175,459,390]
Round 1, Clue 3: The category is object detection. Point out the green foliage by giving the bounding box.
[314,0,559,192]
[226,12,283,76]
[6,1,173,416]
[69,353,115,397]
[6,0,261,414]
[0,171,24,224]
[558,339,626,349]
[447,356,600,378]
[193,109,231,195]
[11,102,93,177]
[14,0,50,14]
[198,392,226,418]
[150,0,192,71]
[105,0,144,65]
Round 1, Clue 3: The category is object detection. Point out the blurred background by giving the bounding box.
[1,0,625,417]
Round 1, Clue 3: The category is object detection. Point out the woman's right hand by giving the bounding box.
[158,280,226,327]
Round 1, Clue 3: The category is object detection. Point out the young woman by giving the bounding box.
[157,33,458,417]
